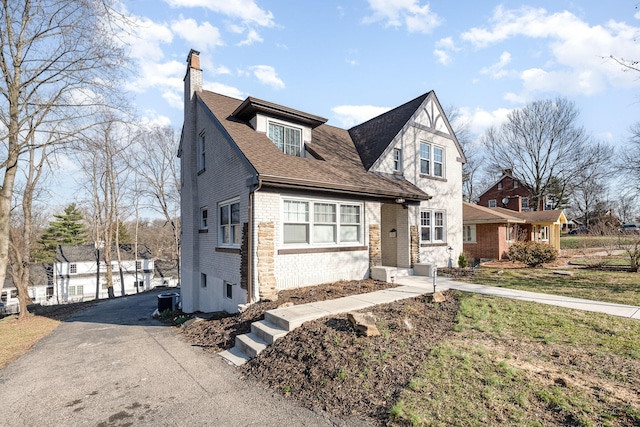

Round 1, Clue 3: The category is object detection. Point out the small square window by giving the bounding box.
[136,261,142,270]
[513,181,518,189]
[488,199,497,208]
[201,208,208,229]
[70,264,77,274]
[497,182,503,190]
[225,282,233,299]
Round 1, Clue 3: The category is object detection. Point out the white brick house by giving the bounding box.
[179,49,466,314]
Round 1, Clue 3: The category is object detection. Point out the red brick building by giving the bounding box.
[477,170,539,212]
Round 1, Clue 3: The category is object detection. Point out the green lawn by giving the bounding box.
[561,234,637,250]
[391,292,640,426]
[459,267,640,306]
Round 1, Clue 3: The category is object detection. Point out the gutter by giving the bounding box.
[247,175,263,305]
[258,173,431,203]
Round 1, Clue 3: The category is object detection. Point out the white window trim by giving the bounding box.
[200,207,208,230]
[488,199,497,208]
[393,148,402,172]
[198,131,206,172]
[463,225,476,243]
[521,197,529,209]
[218,197,241,248]
[69,263,77,274]
[267,119,303,157]
[420,209,447,244]
[419,141,445,178]
[281,197,364,247]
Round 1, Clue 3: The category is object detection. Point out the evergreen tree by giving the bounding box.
[34,204,88,262]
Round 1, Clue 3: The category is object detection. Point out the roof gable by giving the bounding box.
[349,91,466,171]
[349,92,429,170]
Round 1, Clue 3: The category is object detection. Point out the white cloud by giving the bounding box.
[331,105,391,128]
[126,59,184,93]
[140,113,173,128]
[435,37,457,50]
[162,90,183,109]
[250,65,285,89]
[363,0,442,34]
[457,106,513,136]
[164,0,275,27]
[461,6,640,99]
[237,29,263,46]
[433,49,452,65]
[171,18,223,50]
[203,82,244,100]
[480,51,512,79]
[119,16,173,62]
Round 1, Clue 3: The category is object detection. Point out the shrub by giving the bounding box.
[508,241,557,267]
[458,252,468,268]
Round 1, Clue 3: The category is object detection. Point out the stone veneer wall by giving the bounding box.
[369,224,382,268]
[257,221,278,301]
[410,225,419,267]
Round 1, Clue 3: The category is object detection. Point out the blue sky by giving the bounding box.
[118,0,640,148]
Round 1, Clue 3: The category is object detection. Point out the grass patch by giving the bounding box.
[0,315,60,369]
[560,235,636,250]
[461,267,640,306]
[393,292,640,426]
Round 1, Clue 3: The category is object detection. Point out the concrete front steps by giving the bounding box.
[219,318,289,366]
[219,282,433,367]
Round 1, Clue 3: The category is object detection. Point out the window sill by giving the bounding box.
[419,174,447,182]
[278,245,367,255]
[199,229,208,233]
[420,243,448,247]
[463,241,477,244]
[216,247,241,254]
[197,168,206,175]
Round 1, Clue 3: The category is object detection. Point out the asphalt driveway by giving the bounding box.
[0,290,365,426]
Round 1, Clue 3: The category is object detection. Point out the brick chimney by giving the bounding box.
[184,49,202,113]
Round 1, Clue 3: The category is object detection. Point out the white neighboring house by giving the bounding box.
[54,244,155,303]
[1,265,52,314]
[179,50,466,314]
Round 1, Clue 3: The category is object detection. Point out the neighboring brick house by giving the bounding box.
[463,202,567,261]
[179,50,466,314]
[477,170,541,211]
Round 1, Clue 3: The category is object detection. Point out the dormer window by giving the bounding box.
[268,122,301,156]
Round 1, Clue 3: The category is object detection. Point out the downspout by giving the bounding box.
[247,176,263,304]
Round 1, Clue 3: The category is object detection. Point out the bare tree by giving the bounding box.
[444,106,484,203]
[77,114,132,299]
[132,125,181,270]
[618,122,640,198]
[482,97,607,211]
[8,142,50,318]
[0,0,128,298]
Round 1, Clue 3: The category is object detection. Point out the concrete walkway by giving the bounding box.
[220,274,640,366]
[395,275,640,320]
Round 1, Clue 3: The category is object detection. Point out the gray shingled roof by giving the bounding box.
[55,244,153,263]
[349,92,430,170]
[197,91,431,203]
